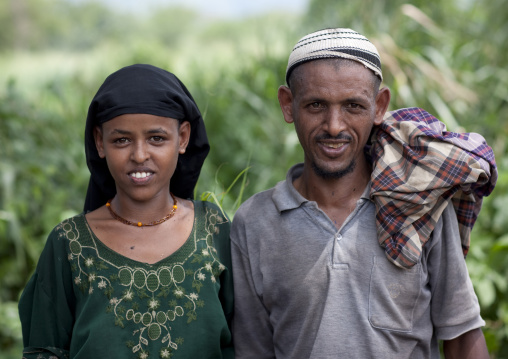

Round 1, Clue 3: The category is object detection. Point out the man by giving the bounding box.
[231,28,490,358]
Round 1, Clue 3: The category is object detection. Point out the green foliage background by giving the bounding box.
[1,0,507,357]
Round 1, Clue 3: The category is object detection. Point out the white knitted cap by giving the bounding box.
[286,28,383,83]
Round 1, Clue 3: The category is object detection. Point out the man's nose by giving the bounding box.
[325,108,346,136]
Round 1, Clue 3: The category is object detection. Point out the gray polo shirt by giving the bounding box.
[231,163,484,359]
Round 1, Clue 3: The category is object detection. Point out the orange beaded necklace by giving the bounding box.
[106,193,178,227]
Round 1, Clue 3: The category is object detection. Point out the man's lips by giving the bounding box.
[321,142,346,149]
[316,133,352,153]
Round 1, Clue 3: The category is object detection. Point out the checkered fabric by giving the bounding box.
[369,107,497,269]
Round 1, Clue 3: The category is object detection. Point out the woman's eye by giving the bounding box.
[114,137,129,144]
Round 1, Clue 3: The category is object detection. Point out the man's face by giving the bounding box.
[279,59,388,179]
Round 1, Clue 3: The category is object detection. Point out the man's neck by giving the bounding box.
[293,162,371,228]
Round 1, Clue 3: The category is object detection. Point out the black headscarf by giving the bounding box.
[83,64,209,212]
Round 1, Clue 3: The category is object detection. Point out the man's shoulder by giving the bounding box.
[233,165,303,226]
[235,185,279,218]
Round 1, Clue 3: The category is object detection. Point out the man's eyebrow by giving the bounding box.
[299,95,369,104]
[345,96,369,103]
[299,94,326,102]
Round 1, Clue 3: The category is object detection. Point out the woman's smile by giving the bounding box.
[129,171,154,179]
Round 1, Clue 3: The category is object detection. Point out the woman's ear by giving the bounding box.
[94,126,106,158]
[178,121,191,154]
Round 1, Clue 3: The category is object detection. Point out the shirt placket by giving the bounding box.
[331,198,368,268]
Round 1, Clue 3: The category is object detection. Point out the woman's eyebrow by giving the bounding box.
[110,128,131,135]
[146,128,168,134]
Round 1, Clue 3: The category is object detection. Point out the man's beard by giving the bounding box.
[311,159,356,179]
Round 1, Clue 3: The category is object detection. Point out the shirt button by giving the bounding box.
[336,234,342,241]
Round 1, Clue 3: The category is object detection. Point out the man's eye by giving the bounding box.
[151,136,164,142]
[310,102,322,108]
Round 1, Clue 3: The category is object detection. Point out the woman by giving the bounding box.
[19,64,234,359]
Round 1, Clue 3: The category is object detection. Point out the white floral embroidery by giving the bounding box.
[89,273,96,282]
[174,289,184,297]
[124,290,133,300]
[98,280,107,289]
[110,297,118,305]
[161,349,171,358]
[85,258,94,267]
[189,293,199,300]
[211,276,216,283]
[139,352,148,359]
[89,286,94,294]
[149,299,159,310]
[219,264,226,271]
[202,249,209,256]
[197,272,206,281]
[205,263,213,271]
[74,276,81,285]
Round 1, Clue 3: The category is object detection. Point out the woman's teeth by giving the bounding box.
[130,172,152,178]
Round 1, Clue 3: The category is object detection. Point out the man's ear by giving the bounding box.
[94,126,106,158]
[278,85,295,124]
[374,87,391,126]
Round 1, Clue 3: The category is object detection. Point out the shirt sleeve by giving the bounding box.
[18,225,74,359]
[230,210,276,359]
[426,202,485,340]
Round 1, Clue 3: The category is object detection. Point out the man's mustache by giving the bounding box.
[315,133,352,141]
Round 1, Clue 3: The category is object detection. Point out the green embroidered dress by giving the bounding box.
[19,201,234,359]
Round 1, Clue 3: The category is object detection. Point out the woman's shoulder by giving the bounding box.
[194,200,230,224]
[48,212,87,237]
[32,213,89,275]
[56,210,88,229]
[43,212,91,252]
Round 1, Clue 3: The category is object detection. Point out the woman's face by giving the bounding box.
[94,113,190,203]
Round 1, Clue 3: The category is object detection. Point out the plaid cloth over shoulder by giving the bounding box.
[369,107,497,269]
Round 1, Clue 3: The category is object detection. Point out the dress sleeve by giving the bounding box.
[230,210,275,359]
[205,201,235,358]
[18,225,75,359]
[426,203,485,340]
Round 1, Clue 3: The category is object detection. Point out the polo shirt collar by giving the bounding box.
[272,164,307,213]
[272,163,373,214]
